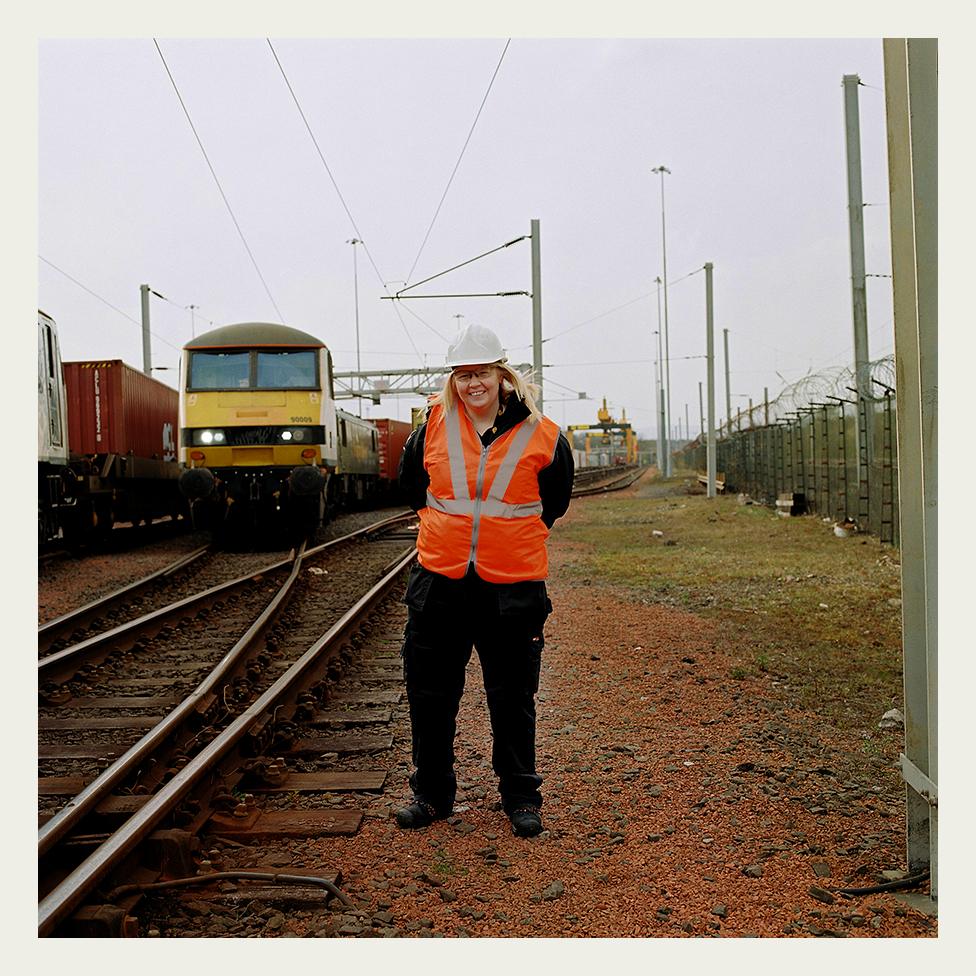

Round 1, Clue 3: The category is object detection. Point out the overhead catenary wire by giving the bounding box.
[399,300,449,343]
[539,266,705,345]
[404,39,512,285]
[150,289,218,329]
[394,236,529,297]
[266,39,426,361]
[544,376,588,395]
[154,39,285,324]
[39,255,183,354]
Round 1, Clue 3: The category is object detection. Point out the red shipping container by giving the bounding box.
[63,360,179,461]
[373,418,412,482]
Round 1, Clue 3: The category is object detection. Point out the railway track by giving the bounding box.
[37,479,642,936]
[571,465,647,496]
[39,544,215,657]
[38,511,419,937]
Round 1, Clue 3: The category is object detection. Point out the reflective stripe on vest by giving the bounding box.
[422,404,557,580]
[440,406,543,568]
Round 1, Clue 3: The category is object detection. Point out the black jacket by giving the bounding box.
[398,396,575,529]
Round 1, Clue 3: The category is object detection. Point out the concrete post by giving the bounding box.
[140,284,152,376]
[531,219,543,414]
[843,74,871,401]
[705,263,716,497]
[883,37,938,900]
[652,166,672,475]
[723,328,732,432]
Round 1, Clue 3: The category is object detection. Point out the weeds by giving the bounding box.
[559,479,903,730]
[430,849,466,878]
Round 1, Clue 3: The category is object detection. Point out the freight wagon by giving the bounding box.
[38,311,187,546]
[373,417,411,502]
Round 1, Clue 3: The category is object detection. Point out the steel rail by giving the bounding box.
[38,547,303,858]
[38,544,418,936]
[39,513,417,677]
[38,544,212,654]
[572,465,630,485]
[37,555,295,682]
[38,512,417,854]
[571,466,646,497]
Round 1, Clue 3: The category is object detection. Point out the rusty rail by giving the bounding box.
[39,545,416,936]
[572,466,646,497]
[38,544,212,655]
[38,515,417,936]
[39,512,416,855]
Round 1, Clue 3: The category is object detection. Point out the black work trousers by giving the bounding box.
[401,563,551,815]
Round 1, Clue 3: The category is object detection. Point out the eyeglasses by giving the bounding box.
[453,368,496,385]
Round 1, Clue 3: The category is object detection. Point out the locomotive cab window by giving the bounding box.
[188,348,319,391]
[188,351,250,390]
[256,350,317,389]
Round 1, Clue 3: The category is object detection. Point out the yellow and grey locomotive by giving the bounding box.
[177,321,378,537]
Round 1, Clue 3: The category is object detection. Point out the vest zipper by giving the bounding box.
[467,441,491,568]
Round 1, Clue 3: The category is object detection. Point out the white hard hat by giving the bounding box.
[445,323,507,368]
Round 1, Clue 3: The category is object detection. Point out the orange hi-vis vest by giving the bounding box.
[418,403,562,583]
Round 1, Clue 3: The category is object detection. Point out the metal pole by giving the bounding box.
[188,304,197,339]
[347,239,362,417]
[139,284,152,377]
[843,75,871,401]
[653,329,661,470]
[705,263,716,497]
[531,218,544,414]
[685,403,689,447]
[698,381,704,437]
[723,328,732,431]
[655,278,665,473]
[652,166,672,475]
[764,387,769,426]
[659,387,666,472]
[883,37,938,899]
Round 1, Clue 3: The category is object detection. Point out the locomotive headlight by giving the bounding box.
[280,428,306,442]
[292,428,306,442]
[281,430,293,441]
[194,429,226,445]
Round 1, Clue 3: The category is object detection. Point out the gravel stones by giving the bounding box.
[47,494,934,940]
[540,881,565,901]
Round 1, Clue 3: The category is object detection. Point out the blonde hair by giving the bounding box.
[431,362,543,422]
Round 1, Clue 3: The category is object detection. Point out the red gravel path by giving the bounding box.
[296,494,937,939]
[36,498,937,940]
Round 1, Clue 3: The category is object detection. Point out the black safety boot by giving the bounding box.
[508,806,543,837]
[395,800,449,830]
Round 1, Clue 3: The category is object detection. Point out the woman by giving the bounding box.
[396,323,574,837]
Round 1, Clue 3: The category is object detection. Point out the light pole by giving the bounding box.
[654,275,665,474]
[723,327,732,435]
[653,327,661,470]
[652,165,672,475]
[347,238,363,416]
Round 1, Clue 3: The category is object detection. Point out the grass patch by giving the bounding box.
[429,849,467,879]
[559,478,904,730]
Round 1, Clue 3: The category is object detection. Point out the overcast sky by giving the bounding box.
[37,34,900,439]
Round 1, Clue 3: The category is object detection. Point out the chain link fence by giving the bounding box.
[675,356,900,545]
